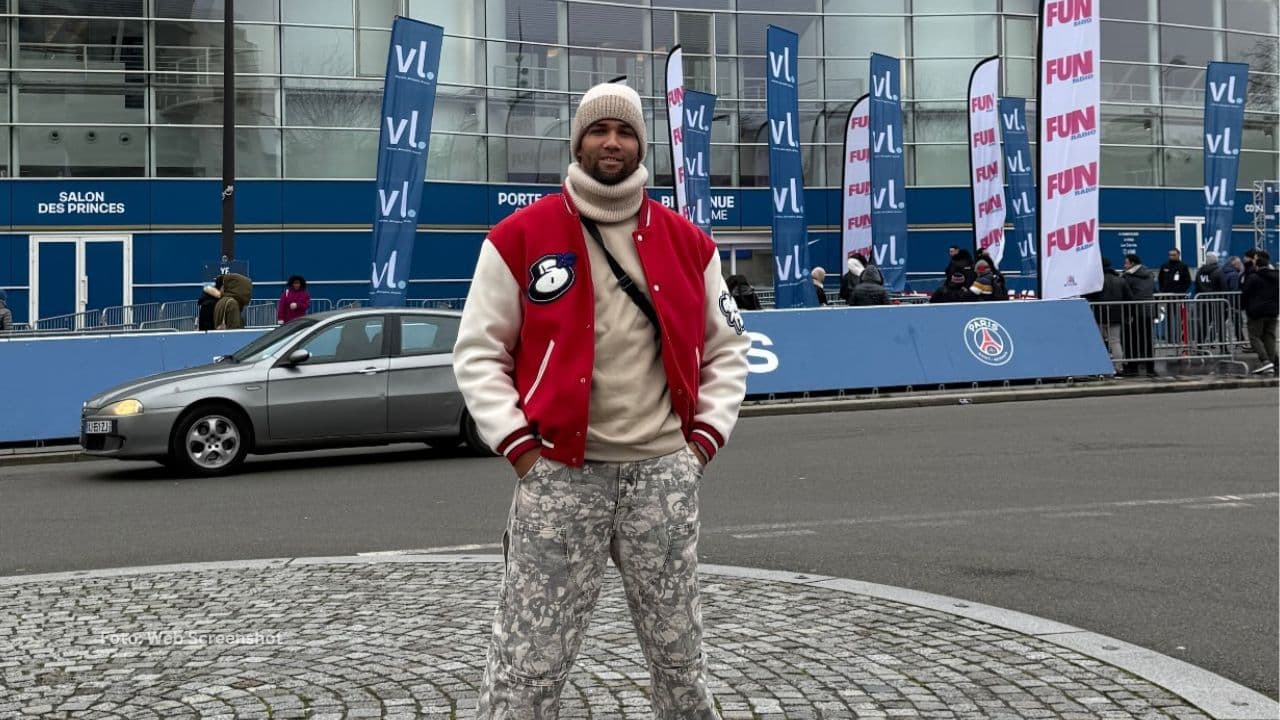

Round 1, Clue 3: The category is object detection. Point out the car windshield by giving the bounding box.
[228,317,318,363]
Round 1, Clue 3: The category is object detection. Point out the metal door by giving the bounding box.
[28,234,132,324]
[1173,216,1205,266]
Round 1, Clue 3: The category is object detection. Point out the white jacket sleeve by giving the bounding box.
[689,250,750,463]
[452,239,535,462]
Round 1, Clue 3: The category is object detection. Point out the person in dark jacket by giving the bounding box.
[1222,256,1243,291]
[839,253,867,305]
[1121,254,1158,376]
[0,288,13,332]
[1193,252,1229,347]
[945,247,976,288]
[851,265,891,306]
[974,250,1008,300]
[726,274,762,311]
[1194,252,1227,295]
[196,275,223,331]
[1085,257,1132,360]
[811,267,829,305]
[930,271,970,304]
[1158,248,1192,295]
[1241,250,1279,374]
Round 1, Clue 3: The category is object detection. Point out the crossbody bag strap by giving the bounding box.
[580,217,662,342]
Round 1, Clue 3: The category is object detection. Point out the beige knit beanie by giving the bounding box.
[571,82,647,162]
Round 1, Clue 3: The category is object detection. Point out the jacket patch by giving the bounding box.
[528,252,578,303]
[718,290,745,335]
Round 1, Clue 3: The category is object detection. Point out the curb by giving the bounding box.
[2,554,1276,719]
[1,377,1274,468]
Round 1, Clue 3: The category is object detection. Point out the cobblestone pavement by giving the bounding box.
[0,559,1225,719]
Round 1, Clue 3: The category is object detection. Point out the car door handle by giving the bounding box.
[359,366,385,375]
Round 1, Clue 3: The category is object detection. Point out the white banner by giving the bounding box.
[968,57,1005,266]
[842,94,872,261]
[665,46,687,215]
[1038,0,1102,299]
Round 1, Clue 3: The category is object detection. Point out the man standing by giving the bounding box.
[1241,250,1279,375]
[1121,253,1158,376]
[1158,248,1192,295]
[454,81,750,718]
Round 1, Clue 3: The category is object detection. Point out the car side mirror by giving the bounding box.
[286,349,311,366]
[213,355,225,364]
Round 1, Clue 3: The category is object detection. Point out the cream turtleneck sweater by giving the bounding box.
[564,163,686,462]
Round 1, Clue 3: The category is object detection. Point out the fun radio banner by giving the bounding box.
[369,17,443,307]
[682,89,716,237]
[765,26,814,308]
[968,57,1005,266]
[999,97,1038,282]
[1203,62,1250,258]
[1037,0,1102,299]
[869,53,908,292]
[665,46,687,216]
[842,94,872,262]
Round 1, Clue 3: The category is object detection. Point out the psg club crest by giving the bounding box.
[964,317,1014,367]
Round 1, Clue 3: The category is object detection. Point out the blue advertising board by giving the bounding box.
[682,89,717,237]
[869,53,909,291]
[1203,62,1249,258]
[741,300,1114,395]
[1264,180,1278,259]
[765,26,814,308]
[999,97,1039,282]
[369,17,444,306]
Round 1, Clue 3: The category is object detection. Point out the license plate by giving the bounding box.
[83,420,114,435]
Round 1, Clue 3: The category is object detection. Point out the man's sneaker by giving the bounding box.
[1251,362,1275,375]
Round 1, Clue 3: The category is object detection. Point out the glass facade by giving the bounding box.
[4,0,1277,188]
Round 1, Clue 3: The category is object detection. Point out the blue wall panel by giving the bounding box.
[149,233,221,283]
[150,181,220,226]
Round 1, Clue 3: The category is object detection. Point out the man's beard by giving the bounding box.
[588,163,630,185]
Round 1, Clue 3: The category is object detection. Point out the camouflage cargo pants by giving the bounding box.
[477,446,720,719]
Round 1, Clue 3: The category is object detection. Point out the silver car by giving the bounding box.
[80,308,487,476]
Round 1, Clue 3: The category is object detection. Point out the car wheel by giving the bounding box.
[171,404,249,476]
[461,410,497,456]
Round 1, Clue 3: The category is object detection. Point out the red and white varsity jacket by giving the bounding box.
[453,188,750,468]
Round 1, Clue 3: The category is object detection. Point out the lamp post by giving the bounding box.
[220,0,236,261]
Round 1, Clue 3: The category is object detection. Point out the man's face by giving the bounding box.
[949,247,959,257]
[578,119,641,185]
[1168,250,1180,262]
[1124,258,1134,270]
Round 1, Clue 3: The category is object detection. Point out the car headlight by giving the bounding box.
[102,399,144,416]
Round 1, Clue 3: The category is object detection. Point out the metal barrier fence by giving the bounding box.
[29,309,103,332]
[1088,297,1244,373]
[101,302,163,329]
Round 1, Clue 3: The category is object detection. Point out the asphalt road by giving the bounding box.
[2,389,1276,698]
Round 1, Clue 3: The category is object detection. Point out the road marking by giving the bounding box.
[730,529,817,540]
[358,543,502,556]
[1183,502,1253,510]
[1043,511,1116,518]
[707,491,1279,536]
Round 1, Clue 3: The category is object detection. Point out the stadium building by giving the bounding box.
[0,0,1276,323]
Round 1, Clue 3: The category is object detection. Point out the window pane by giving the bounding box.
[283,0,353,25]
[824,16,906,58]
[18,125,145,177]
[487,0,562,44]
[913,145,967,185]
[1004,0,1037,13]
[155,21,279,75]
[488,90,568,139]
[824,59,867,101]
[304,317,385,363]
[285,80,381,127]
[428,133,486,181]
[1243,115,1279,151]
[1160,64,1207,108]
[283,128,376,178]
[17,18,145,72]
[1162,108,1200,147]
[155,127,280,178]
[1225,0,1278,33]
[20,0,143,16]
[1005,58,1035,98]
[568,47,654,96]
[1101,106,1158,145]
[1161,27,1215,67]
[283,27,354,76]
[737,15,822,57]
[1104,147,1158,186]
[0,127,10,177]
[1161,0,1217,28]
[1102,3,1150,21]
[914,0,995,11]
[913,102,964,143]
[825,0,905,10]
[1102,21,1151,63]
[1240,151,1279,187]
[568,4,649,51]
[17,74,144,123]
[1005,18,1036,57]
[488,135,566,184]
[155,85,279,127]
[155,0,279,22]
[357,29,390,77]
[913,60,973,100]
[434,94,485,133]
[912,16,996,57]
[1162,147,1200,187]
[357,0,399,28]
[488,41,566,92]
[1102,63,1156,104]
